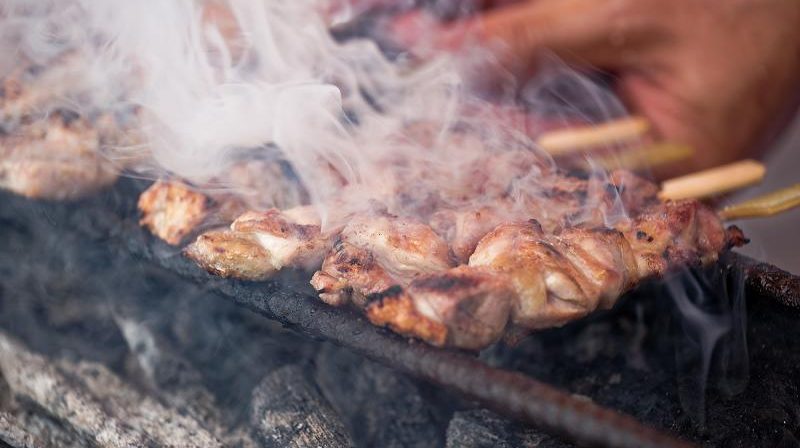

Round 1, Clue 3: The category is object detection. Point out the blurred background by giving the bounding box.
[732,114,800,274]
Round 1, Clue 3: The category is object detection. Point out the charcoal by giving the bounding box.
[0,332,153,447]
[0,405,87,448]
[69,359,222,447]
[221,426,261,448]
[0,412,39,448]
[0,379,87,448]
[115,315,223,422]
[315,343,444,448]
[446,409,564,448]
[250,364,352,448]
[0,332,222,447]
[115,315,260,448]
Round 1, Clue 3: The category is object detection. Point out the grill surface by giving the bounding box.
[1,178,799,447]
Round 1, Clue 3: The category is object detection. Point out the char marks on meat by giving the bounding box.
[181,155,747,349]
[185,206,332,280]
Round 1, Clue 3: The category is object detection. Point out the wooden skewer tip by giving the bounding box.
[659,159,766,201]
[537,116,650,156]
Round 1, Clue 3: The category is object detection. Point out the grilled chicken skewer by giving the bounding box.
[467,201,744,330]
[184,205,329,281]
[180,165,754,348]
[179,159,766,350]
[184,166,659,282]
[362,199,745,349]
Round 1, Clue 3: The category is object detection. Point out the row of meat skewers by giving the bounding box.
[3,56,797,350]
[138,149,768,350]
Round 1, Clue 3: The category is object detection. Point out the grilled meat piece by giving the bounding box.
[230,207,330,271]
[0,112,118,200]
[310,240,398,307]
[366,266,514,349]
[365,286,449,347]
[183,230,276,280]
[620,200,732,277]
[340,212,453,280]
[469,222,637,329]
[138,181,208,245]
[429,203,511,264]
[186,206,331,280]
[311,212,454,306]
[470,199,740,331]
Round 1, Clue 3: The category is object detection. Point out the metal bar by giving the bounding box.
[727,252,800,309]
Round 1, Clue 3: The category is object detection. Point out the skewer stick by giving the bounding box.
[719,183,800,220]
[658,159,766,201]
[537,116,650,156]
[587,142,694,171]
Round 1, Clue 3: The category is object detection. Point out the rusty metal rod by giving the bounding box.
[726,252,800,309]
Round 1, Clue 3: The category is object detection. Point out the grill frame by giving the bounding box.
[2,178,798,448]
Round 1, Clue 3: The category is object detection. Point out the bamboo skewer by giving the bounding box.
[654,160,800,219]
[719,184,800,220]
[536,119,788,217]
[585,142,694,171]
[658,160,766,201]
[537,116,650,156]
[535,120,780,214]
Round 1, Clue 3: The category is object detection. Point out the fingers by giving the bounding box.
[439,0,660,72]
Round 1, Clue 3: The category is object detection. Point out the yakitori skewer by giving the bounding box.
[719,183,800,220]
[658,160,766,201]
[536,116,650,156]
[654,161,800,219]
[583,142,694,171]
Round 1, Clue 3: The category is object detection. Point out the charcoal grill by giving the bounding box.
[1,178,798,448]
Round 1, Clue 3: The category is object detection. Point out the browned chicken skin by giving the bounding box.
[183,230,277,280]
[138,181,209,245]
[340,212,453,279]
[469,222,639,329]
[184,206,332,281]
[366,266,514,349]
[311,240,398,307]
[470,200,741,331]
[0,112,119,200]
[310,211,453,306]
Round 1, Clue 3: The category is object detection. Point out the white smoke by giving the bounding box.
[1,0,628,226]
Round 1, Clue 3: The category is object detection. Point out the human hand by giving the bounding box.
[398,0,800,173]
